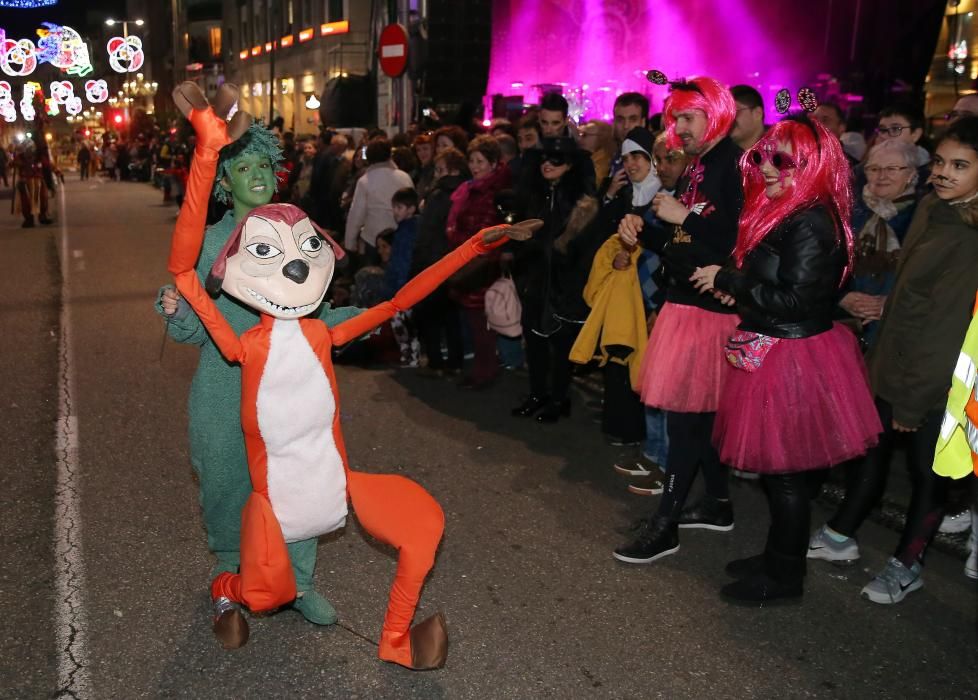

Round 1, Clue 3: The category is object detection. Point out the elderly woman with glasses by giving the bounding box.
[839,139,920,341]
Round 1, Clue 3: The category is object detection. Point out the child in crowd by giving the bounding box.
[380,188,423,366]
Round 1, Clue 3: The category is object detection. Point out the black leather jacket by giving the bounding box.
[714,206,846,339]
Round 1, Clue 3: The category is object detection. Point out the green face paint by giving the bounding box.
[221,151,277,217]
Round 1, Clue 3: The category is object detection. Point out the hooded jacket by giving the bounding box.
[867,193,978,426]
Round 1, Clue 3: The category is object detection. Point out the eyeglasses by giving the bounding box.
[875,125,911,137]
[865,165,911,177]
[945,110,977,122]
[747,143,797,171]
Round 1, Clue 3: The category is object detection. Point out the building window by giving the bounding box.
[324,0,344,22]
[210,27,222,57]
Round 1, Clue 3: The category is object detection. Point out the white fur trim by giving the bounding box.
[259,319,347,542]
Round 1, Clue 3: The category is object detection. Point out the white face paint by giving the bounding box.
[222,214,336,319]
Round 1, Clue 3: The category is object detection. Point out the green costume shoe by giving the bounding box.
[292,590,338,625]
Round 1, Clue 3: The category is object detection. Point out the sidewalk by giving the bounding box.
[571,366,973,561]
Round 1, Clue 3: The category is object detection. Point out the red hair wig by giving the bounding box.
[206,203,344,295]
[734,116,854,278]
[662,76,736,151]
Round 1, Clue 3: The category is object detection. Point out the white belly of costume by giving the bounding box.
[258,319,347,542]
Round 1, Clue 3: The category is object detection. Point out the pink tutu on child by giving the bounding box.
[637,302,740,413]
[713,323,882,473]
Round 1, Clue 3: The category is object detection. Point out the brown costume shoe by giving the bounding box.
[409,612,449,670]
[213,598,250,650]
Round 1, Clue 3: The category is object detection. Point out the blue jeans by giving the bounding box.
[643,407,669,465]
[497,334,524,369]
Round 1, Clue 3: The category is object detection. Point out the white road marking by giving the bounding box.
[53,183,90,698]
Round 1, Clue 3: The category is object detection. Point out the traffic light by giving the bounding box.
[83,129,91,137]
[113,114,123,125]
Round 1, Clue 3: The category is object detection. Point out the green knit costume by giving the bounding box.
[156,216,358,597]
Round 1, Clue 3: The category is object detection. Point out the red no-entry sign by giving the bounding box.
[378,23,408,78]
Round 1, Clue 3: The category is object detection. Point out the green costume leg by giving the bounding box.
[288,537,336,625]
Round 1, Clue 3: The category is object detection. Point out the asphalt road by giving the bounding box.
[1,175,975,699]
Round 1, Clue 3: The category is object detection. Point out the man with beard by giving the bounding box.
[613,76,744,564]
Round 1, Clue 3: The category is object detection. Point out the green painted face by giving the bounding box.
[221,151,277,210]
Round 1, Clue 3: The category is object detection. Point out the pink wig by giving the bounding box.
[662,76,737,151]
[735,116,854,279]
[206,203,344,295]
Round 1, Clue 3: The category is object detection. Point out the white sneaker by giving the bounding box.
[939,508,972,534]
[807,524,860,562]
[861,557,923,605]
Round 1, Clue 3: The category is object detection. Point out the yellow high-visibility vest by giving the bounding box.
[934,294,978,479]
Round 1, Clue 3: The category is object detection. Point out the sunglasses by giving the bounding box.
[748,144,797,171]
[542,154,568,167]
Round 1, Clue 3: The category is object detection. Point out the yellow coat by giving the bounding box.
[569,235,648,389]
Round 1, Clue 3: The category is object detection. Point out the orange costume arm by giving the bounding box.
[329,230,508,346]
[166,108,243,363]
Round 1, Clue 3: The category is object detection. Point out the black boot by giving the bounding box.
[724,552,765,579]
[720,549,804,605]
[22,215,35,228]
[613,515,679,564]
[512,394,549,417]
[535,398,571,423]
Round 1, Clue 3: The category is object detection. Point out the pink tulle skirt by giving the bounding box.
[637,302,740,413]
[713,323,882,473]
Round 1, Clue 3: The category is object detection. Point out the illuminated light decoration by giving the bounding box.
[0,80,16,122]
[280,35,294,48]
[49,80,73,104]
[265,41,273,52]
[36,23,92,75]
[239,49,248,60]
[64,95,81,115]
[304,93,320,110]
[113,113,123,124]
[186,62,203,71]
[320,20,349,36]
[44,97,58,116]
[19,82,37,120]
[106,35,144,73]
[1,38,38,76]
[0,0,58,6]
[84,79,108,103]
[298,27,314,43]
[251,45,261,56]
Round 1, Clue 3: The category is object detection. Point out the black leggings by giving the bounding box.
[656,411,729,521]
[524,323,580,402]
[602,345,645,443]
[762,472,826,557]
[829,398,950,566]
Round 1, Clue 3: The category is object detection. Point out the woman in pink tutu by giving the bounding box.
[690,114,882,604]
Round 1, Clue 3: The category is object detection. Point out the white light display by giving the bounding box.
[20,82,36,120]
[84,79,108,103]
[107,35,144,73]
[0,80,16,122]
[1,38,38,77]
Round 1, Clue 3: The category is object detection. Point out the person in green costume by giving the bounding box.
[156,123,358,625]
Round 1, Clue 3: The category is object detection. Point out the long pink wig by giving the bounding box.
[735,116,854,280]
[662,76,737,151]
[206,203,344,295]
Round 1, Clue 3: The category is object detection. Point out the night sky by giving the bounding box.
[1,0,125,42]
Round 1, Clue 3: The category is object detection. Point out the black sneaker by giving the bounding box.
[677,497,734,532]
[612,516,679,564]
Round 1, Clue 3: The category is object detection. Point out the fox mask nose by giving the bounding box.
[282,259,309,284]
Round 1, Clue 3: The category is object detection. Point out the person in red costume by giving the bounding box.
[167,82,539,668]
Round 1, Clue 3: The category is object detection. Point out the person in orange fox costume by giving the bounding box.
[167,81,538,669]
